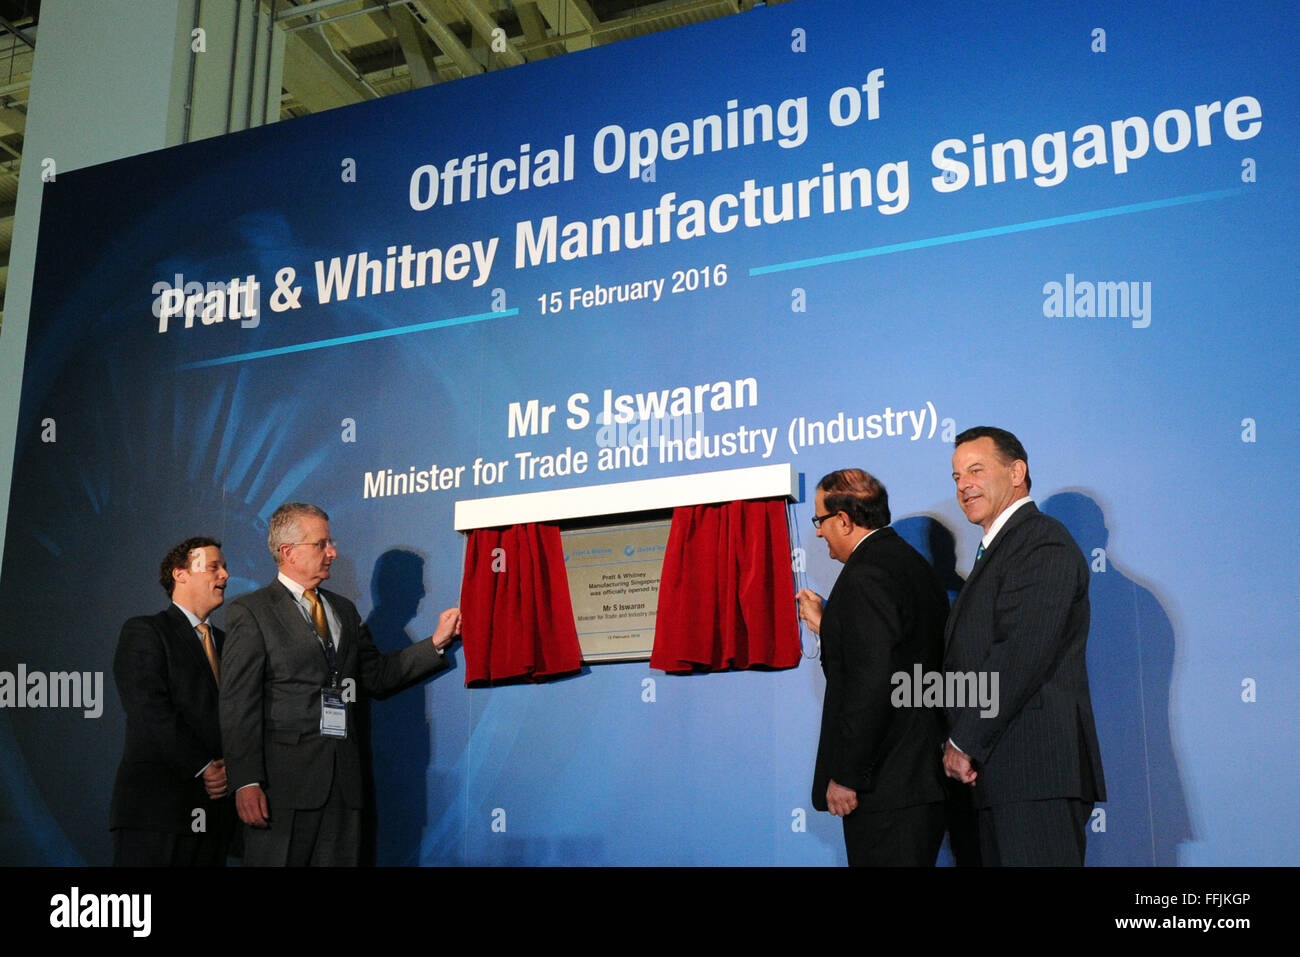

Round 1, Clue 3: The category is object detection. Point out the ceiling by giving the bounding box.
[0,0,794,331]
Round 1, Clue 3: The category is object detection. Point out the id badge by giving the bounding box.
[320,687,347,739]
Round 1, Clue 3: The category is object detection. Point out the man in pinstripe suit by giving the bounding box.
[942,427,1105,865]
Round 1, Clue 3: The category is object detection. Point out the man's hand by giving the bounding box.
[943,741,977,785]
[430,607,462,651]
[795,589,824,636]
[826,779,858,817]
[236,784,270,827]
[202,759,228,799]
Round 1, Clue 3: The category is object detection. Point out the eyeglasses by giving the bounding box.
[810,513,839,529]
[286,539,337,551]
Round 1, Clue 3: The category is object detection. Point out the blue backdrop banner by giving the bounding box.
[1,0,1295,866]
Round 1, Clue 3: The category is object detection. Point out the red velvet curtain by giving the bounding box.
[650,498,800,673]
[459,523,583,685]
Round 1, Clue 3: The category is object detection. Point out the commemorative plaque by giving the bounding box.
[561,518,670,662]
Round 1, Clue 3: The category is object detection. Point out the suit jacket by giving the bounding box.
[812,526,948,813]
[219,580,447,812]
[110,606,227,833]
[943,502,1106,809]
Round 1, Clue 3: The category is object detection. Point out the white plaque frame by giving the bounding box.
[454,463,798,531]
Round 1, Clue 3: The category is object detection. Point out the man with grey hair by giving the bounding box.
[220,502,460,866]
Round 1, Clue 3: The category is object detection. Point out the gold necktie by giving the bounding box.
[304,589,329,640]
[197,622,219,683]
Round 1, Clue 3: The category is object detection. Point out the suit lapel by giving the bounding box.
[946,542,988,646]
[164,604,219,689]
[318,586,354,661]
[269,579,317,644]
[270,580,347,680]
[945,502,1039,647]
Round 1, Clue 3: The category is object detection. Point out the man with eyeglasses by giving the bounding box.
[795,469,948,865]
[220,502,460,865]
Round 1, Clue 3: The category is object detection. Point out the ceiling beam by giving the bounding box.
[407,0,486,78]
[280,25,378,110]
[535,0,599,51]
[512,2,563,60]
[389,3,441,87]
[453,0,526,67]
[0,103,25,135]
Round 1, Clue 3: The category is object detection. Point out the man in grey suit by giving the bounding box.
[942,427,1105,865]
[220,502,460,866]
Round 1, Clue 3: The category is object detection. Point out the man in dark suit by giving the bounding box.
[943,427,1105,865]
[796,469,948,866]
[110,537,232,866]
[220,502,459,866]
